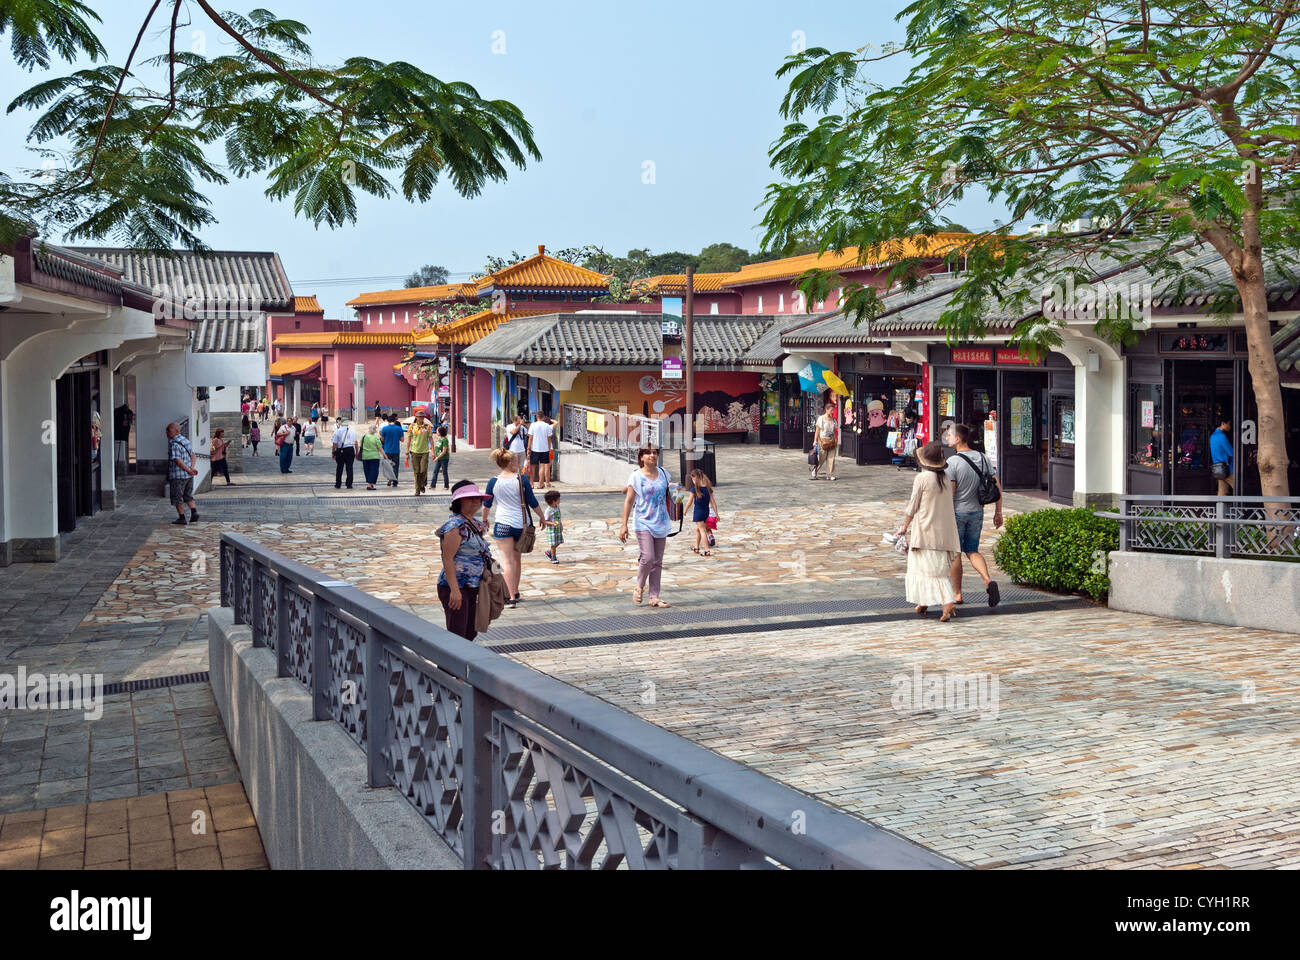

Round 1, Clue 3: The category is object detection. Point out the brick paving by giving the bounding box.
[0,783,266,869]
[3,441,1297,870]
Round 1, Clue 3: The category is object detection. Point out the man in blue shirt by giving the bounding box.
[1210,416,1234,496]
[380,414,405,487]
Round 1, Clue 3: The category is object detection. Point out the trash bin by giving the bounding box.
[679,440,716,486]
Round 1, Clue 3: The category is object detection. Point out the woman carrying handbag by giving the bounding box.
[482,448,547,608]
[437,481,499,642]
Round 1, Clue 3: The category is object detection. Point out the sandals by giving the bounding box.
[648,598,671,608]
[691,546,700,554]
[915,606,929,617]
[633,586,643,605]
[939,606,958,623]
[702,550,712,557]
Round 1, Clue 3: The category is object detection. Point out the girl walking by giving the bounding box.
[210,428,233,485]
[685,468,718,556]
[895,441,960,622]
[542,490,563,563]
[249,419,261,456]
[482,448,548,608]
[240,413,251,449]
[618,446,673,607]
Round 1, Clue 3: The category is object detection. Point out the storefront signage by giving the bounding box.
[951,348,992,364]
[983,414,998,470]
[1141,400,1155,428]
[996,348,1041,365]
[1160,331,1228,353]
[662,298,684,380]
[1060,407,1075,445]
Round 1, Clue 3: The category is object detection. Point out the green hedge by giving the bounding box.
[992,508,1119,602]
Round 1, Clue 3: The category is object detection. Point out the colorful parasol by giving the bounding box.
[821,369,851,397]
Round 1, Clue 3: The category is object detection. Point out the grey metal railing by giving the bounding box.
[219,532,956,870]
[1098,495,1300,560]
[562,402,663,463]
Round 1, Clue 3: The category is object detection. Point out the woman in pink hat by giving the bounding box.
[437,479,495,641]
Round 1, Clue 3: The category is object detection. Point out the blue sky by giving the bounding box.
[0,0,1000,317]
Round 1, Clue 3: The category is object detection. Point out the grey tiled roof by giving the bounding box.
[31,243,125,295]
[69,247,292,313]
[462,313,779,367]
[742,314,826,365]
[783,279,968,345]
[191,316,265,353]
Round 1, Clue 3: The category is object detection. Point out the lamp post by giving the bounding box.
[684,265,695,455]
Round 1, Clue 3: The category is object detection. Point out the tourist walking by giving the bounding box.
[685,468,718,556]
[618,446,674,607]
[527,411,555,488]
[483,448,547,608]
[542,490,564,563]
[240,413,251,449]
[166,422,199,525]
[210,428,233,485]
[275,417,294,473]
[505,414,527,462]
[331,417,359,489]
[406,411,433,495]
[895,441,960,622]
[1211,415,1234,496]
[360,423,384,490]
[430,425,451,490]
[291,416,302,456]
[380,414,404,486]
[249,419,261,456]
[811,401,839,480]
[302,417,316,455]
[437,481,496,641]
[311,401,320,425]
[944,423,1003,607]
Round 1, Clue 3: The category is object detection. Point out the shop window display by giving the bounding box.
[1129,382,1163,468]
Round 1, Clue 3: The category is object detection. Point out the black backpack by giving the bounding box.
[955,452,1000,505]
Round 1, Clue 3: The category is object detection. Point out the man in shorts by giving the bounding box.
[526,411,555,488]
[944,423,1003,606]
[166,422,199,525]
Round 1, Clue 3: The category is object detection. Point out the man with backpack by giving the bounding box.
[944,423,1004,607]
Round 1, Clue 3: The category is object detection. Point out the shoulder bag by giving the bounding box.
[956,452,1001,505]
[515,477,537,553]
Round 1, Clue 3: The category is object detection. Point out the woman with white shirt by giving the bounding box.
[482,448,547,608]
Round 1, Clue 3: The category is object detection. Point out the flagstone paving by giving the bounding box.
[4,442,1297,870]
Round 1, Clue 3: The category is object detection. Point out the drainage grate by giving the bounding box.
[478,587,1074,642]
[101,671,211,696]
[481,595,1087,654]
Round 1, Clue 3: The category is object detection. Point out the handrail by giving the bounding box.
[219,531,957,871]
[1098,495,1300,560]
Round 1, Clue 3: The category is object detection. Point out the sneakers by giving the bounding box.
[987,581,1001,607]
[545,551,558,564]
[190,510,199,523]
[171,517,186,525]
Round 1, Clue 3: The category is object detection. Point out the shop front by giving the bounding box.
[929,344,1076,501]
[1125,328,1300,497]
[835,353,923,464]
[55,353,105,533]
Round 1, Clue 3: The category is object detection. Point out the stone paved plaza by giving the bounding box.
[3,439,1298,869]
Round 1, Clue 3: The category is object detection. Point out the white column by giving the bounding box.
[0,346,62,560]
[351,362,366,422]
[1058,334,1125,508]
[293,378,301,418]
[99,360,116,508]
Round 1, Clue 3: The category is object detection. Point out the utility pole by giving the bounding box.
[684,265,695,454]
[448,342,457,453]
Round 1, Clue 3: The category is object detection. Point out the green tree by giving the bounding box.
[405,264,449,287]
[762,0,1300,496]
[1,1,540,248]
[697,241,750,272]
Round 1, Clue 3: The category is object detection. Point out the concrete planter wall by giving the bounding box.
[1108,551,1300,635]
[208,608,461,869]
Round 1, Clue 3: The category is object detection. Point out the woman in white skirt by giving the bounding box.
[895,440,960,622]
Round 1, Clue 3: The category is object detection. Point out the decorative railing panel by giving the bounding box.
[326,609,368,748]
[286,586,313,688]
[492,712,677,870]
[561,403,663,462]
[217,533,957,871]
[1103,495,1300,560]
[382,647,465,857]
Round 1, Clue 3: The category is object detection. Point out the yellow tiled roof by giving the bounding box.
[271,331,415,347]
[478,245,609,291]
[345,283,480,307]
[726,234,973,286]
[633,272,739,294]
[269,356,322,376]
[413,308,554,346]
[293,295,323,313]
